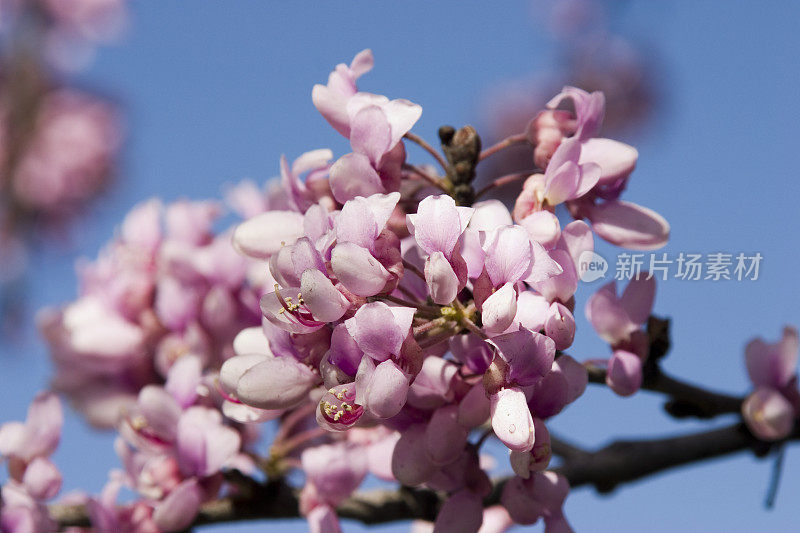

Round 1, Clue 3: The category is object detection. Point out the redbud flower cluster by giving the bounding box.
[8,48,793,533]
[220,49,669,532]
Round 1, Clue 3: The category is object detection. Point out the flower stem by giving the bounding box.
[403,163,448,192]
[478,132,528,161]
[404,132,449,171]
[474,171,534,200]
[401,259,426,281]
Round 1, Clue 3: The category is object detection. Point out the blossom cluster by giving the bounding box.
[219,49,669,532]
[39,197,263,427]
[0,393,63,532]
[0,47,792,533]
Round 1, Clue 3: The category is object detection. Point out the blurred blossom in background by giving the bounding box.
[0,0,126,336]
[479,0,661,195]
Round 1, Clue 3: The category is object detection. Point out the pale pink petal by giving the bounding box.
[152,479,202,533]
[363,192,401,234]
[606,350,643,397]
[545,303,575,350]
[236,358,318,409]
[391,425,436,486]
[292,148,334,176]
[408,195,471,257]
[558,220,593,277]
[22,458,62,500]
[490,387,535,452]
[588,200,670,250]
[329,153,384,204]
[483,226,533,286]
[620,274,656,325]
[584,281,636,344]
[745,327,800,389]
[362,360,409,418]
[381,98,423,148]
[457,384,491,429]
[345,302,412,360]
[520,211,561,249]
[573,162,601,198]
[526,241,564,284]
[350,106,392,165]
[349,49,374,78]
[307,504,342,533]
[490,328,556,385]
[300,269,350,322]
[232,327,271,357]
[579,138,638,184]
[553,354,588,404]
[470,200,513,232]
[312,84,351,137]
[233,211,305,259]
[514,291,551,332]
[544,161,580,206]
[425,251,460,305]
[482,283,518,335]
[330,243,391,297]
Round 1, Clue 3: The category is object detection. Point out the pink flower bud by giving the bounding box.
[22,458,62,500]
[545,302,576,350]
[491,387,535,452]
[606,350,643,397]
[742,388,795,441]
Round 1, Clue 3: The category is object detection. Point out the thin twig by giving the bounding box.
[404,132,449,171]
[401,259,426,282]
[413,317,450,336]
[459,315,487,339]
[478,132,528,161]
[271,427,329,457]
[474,171,534,200]
[403,163,448,191]
[380,294,441,317]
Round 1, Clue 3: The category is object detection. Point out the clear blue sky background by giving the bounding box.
[1,1,799,532]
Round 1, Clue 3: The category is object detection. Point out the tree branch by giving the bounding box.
[49,421,796,530]
[585,363,744,419]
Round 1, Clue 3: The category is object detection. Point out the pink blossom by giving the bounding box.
[312,49,375,138]
[742,327,799,440]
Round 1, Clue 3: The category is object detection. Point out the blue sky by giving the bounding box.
[1,1,799,531]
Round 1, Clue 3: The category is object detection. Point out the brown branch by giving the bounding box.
[585,363,744,419]
[49,422,796,530]
[552,423,784,493]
